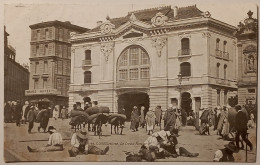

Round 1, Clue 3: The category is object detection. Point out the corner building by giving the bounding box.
[70,5,238,117]
[25,21,88,107]
[236,11,258,105]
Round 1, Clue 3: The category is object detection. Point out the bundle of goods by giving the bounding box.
[88,113,109,124]
[69,110,89,126]
[85,106,110,115]
[108,113,126,124]
[36,109,48,123]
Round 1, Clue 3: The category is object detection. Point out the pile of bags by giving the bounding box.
[108,114,126,124]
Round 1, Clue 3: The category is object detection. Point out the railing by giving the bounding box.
[223,52,229,60]
[178,49,191,56]
[82,59,92,66]
[215,49,222,58]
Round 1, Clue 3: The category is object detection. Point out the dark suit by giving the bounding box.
[235,110,252,149]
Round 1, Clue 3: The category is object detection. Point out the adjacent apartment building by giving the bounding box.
[25,21,88,107]
[4,26,30,102]
[69,5,238,118]
[236,11,258,105]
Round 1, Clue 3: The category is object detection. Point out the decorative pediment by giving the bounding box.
[123,31,143,39]
[129,13,137,23]
[178,32,191,39]
[243,45,257,53]
[201,11,211,18]
[100,21,115,34]
[151,12,168,27]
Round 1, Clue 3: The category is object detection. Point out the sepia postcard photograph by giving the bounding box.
[1,0,259,163]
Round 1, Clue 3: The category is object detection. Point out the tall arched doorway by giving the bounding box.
[118,92,149,121]
[181,92,192,114]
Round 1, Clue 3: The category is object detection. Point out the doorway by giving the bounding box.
[118,92,149,120]
[181,92,192,114]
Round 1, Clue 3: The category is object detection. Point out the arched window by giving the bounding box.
[85,50,91,60]
[180,62,191,77]
[180,38,190,55]
[223,41,227,52]
[84,71,91,83]
[216,38,220,50]
[224,64,227,79]
[216,63,220,78]
[118,46,149,81]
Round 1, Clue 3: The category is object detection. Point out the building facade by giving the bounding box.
[236,11,258,105]
[25,21,88,107]
[4,26,30,102]
[69,5,238,117]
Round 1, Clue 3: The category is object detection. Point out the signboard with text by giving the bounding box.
[25,89,61,96]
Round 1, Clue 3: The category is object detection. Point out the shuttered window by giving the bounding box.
[84,71,91,83]
[180,62,191,77]
[181,38,190,50]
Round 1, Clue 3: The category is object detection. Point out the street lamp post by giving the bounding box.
[178,73,182,109]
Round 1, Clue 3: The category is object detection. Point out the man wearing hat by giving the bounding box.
[27,105,36,133]
[235,105,253,151]
[68,128,109,157]
[27,126,63,152]
[213,142,238,162]
[163,104,176,132]
[199,107,210,135]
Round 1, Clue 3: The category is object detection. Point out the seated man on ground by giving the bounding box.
[68,128,109,157]
[27,126,63,152]
[139,130,199,161]
[213,142,238,162]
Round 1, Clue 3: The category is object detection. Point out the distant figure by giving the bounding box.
[53,105,59,120]
[38,106,50,133]
[61,106,67,120]
[163,104,176,132]
[84,102,90,111]
[130,106,139,132]
[139,106,145,128]
[154,105,162,126]
[14,100,23,127]
[27,106,36,133]
[145,108,156,135]
[27,126,63,152]
[213,142,238,162]
[21,101,29,124]
[4,101,12,123]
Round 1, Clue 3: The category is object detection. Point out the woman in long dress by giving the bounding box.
[53,105,59,120]
[139,106,145,128]
[61,106,67,120]
[130,106,139,132]
[145,108,156,135]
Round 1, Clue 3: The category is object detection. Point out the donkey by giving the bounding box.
[110,117,125,135]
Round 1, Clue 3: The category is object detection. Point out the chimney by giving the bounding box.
[97,21,103,26]
[173,6,178,17]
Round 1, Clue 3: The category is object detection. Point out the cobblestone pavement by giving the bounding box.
[4,118,257,162]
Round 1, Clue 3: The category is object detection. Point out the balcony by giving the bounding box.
[42,73,49,78]
[215,49,222,58]
[223,52,229,60]
[82,59,92,70]
[178,49,191,56]
[32,74,40,79]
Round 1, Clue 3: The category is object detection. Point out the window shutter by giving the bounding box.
[55,27,59,40]
[68,47,71,59]
[64,29,68,42]
[59,28,63,41]
[54,61,58,74]
[63,60,67,75]
[39,44,44,56]
[48,43,53,56]
[40,29,45,40]
[49,27,53,39]
[58,45,63,57]
[31,30,37,41]
[63,45,68,58]
[31,45,36,57]
[68,61,71,75]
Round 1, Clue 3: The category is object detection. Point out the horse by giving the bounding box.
[70,115,88,132]
[90,113,108,138]
[110,117,125,135]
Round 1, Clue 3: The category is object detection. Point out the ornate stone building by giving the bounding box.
[25,21,88,107]
[69,5,238,118]
[4,26,30,102]
[236,11,258,105]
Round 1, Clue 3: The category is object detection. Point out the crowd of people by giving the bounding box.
[4,99,256,162]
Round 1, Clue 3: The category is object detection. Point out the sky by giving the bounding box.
[3,0,258,65]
